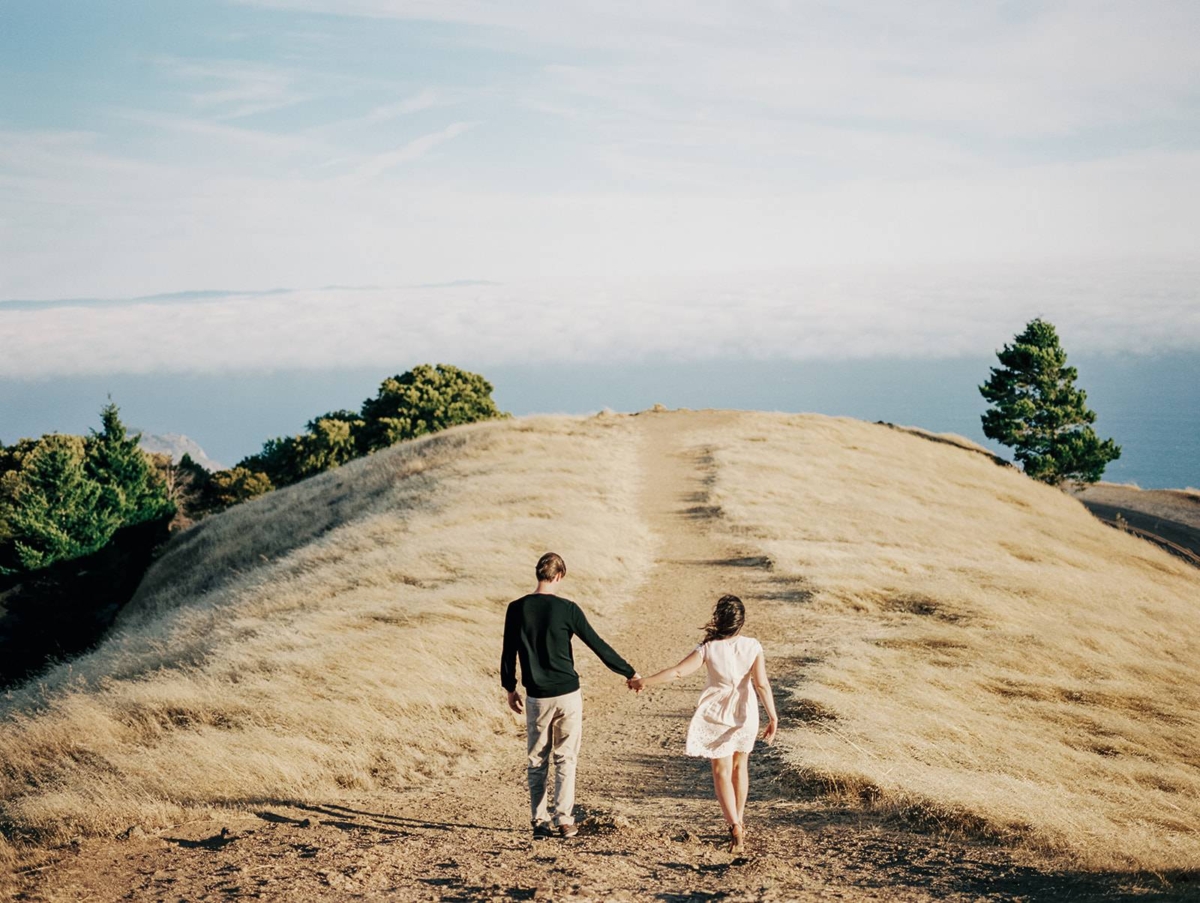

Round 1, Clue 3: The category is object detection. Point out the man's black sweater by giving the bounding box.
[500,593,635,698]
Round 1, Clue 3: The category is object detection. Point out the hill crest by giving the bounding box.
[2,410,1197,894]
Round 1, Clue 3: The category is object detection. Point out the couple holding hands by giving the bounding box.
[500,552,778,853]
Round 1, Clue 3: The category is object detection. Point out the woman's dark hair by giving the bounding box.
[701,594,745,643]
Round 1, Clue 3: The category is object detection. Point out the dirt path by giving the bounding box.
[13,414,1179,902]
[1072,485,1200,568]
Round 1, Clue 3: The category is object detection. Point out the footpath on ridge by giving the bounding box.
[19,413,1155,902]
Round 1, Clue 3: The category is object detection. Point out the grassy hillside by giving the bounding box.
[0,415,651,861]
[1,411,1197,875]
[700,414,1200,870]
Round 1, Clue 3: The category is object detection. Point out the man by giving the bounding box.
[501,552,640,839]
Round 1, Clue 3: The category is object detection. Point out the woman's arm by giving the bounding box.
[629,649,704,692]
[751,651,779,745]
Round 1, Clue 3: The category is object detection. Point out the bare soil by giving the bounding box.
[9,414,1193,901]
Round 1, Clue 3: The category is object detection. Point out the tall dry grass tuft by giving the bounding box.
[0,416,652,843]
[701,414,1200,871]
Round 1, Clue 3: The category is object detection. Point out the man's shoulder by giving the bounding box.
[531,594,582,621]
[505,594,532,615]
[506,593,577,609]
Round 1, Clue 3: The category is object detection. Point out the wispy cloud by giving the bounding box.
[113,108,329,160]
[155,57,313,120]
[362,88,447,122]
[347,121,475,181]
[233,1,1200,135]
[304,87,459,141]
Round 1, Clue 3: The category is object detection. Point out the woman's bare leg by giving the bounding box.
[710,756,740,826]
[732,751,749,825]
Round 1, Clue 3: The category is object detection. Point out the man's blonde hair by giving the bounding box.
[536,552,567,582]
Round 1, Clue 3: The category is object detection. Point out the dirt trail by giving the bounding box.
[13,413,1177,902]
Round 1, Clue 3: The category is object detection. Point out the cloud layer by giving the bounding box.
[3,260,1196,377]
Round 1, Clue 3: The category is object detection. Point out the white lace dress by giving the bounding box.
[685,635,762,758]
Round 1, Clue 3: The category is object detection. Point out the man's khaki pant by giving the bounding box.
[525,690,583,827]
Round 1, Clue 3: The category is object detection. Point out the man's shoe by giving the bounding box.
[558,823,579,839]
[532,821,554,840]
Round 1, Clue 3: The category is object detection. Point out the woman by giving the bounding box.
[629,594,778,853]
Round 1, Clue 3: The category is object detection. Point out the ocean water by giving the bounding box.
[1,353,1195,489]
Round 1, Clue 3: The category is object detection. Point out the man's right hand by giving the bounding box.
[507,690,524,714]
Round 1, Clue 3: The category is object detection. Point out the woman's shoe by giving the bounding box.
[729,823,745,854]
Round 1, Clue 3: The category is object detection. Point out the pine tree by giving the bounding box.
[86,402,175,526]
[1,435,116,572]
[980,319,1121,485]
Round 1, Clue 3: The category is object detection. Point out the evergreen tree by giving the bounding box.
[359,364,506,452]
[0,435,116,573]
[86,402,175,526]
[980,319,1121,485]
[0,438,49,561]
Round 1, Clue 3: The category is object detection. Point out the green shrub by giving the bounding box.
[229,363,505,501]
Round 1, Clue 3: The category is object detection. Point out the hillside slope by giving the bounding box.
[1,416,651,843]
[700,414,1200,869]
[3,410,1198,898]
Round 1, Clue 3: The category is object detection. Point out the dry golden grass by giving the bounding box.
[3,410,1197,878]
[701,414,1200,871]
[0,415,651,849]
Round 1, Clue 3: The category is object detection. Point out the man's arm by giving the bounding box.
[571,603,636,678]
[500,603,522,712]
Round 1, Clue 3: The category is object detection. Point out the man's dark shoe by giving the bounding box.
[558,823,579,839]
[532,821,554,840]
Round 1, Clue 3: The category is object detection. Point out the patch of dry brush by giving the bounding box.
[0,416,651,854]
[702,414,1200,871]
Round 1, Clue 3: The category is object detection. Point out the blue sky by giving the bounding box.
[2,1,1199,375]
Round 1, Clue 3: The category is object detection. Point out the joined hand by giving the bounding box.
[627,674,644,694]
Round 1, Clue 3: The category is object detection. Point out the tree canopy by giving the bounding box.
[358,364,505,452]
